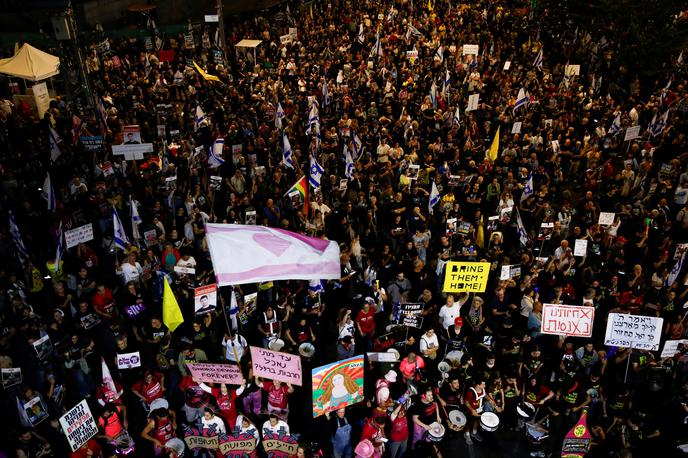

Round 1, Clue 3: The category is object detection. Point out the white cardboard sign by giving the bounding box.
[604,313,663,351]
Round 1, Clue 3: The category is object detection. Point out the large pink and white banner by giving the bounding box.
[206,224,341,286]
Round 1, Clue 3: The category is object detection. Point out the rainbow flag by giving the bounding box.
[285,176,308,216]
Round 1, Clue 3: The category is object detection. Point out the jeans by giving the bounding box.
[388,439,408,458]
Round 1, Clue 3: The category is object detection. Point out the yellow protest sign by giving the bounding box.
[443,261,490,293]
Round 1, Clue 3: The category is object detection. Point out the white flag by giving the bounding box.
[428,181,440,214]
[131,197,141,244]
[195,105,206,131]
[275,102,285,130]
[344,144,354,179]
[112,206,129,250]
[521,174,533,203]
[283,133,295,169]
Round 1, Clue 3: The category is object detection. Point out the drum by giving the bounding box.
[517,402,536,420]
[480,412,500,432]
[298,342,315,358]
[112,431,135,455]
[448,410,467,432]
[426,422,445,443]
[268,338,285,351]
[445,350,464,365]
[525,423,549,445]
[164,438,185,457]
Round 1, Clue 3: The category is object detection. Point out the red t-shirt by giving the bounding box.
[132,374,164,404]
[92,289,115,314]
[356,309,376,335]
[390,415,409,442]
[263,381,290,409]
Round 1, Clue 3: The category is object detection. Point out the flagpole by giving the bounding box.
[221,287,242,365]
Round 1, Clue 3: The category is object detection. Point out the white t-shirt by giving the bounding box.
[202,415,226,435]
[119,262,142,284]
[419,333,439,354]
[438,303,461,329]
[262,419,290,436]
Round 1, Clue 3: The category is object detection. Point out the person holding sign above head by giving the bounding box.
[201,382,245,429]
[256,377,294,420]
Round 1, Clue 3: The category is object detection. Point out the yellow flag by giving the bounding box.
[163,276,184,332]
[310,2,313,19]
[428,0,433,11]
[487,126,500,161]
[193,61,221,83]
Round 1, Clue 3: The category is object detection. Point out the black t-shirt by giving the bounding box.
[410,399,438,425]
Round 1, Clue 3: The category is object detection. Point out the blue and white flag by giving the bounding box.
[516,209,529,247]
[112,206,129,250]
[406,24,424,39]
[370,30,383,58]
[434,45,444,63]
[609,114,621,137]
[8,210,28,267]
[54,222,63,273]
[429,80,437,108]
[322,79,329,107]
[309,279,326,294]
[309,154,324,188]
[283,133,295,169]
[668,251,685,287]
[209,138,225,168]
[344,144,354,179]
[306,103,319,135]
[131,197,141,244]
[453,106,461,126]
[357,23,365,44]
[275,102,285,130]
[49,127,62,162]
[351,131,364,160]
[194,105,206,131]
[652,110,669,137]
[428,181,440,215]
[442,68,451,98]
[533,47,543,71]
[514,88,529,111]
[145,53,152,77]
[521,174,534,203]
[42,173,56,212]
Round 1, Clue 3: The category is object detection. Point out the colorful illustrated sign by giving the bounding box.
[184,426,258,456]
[561,409,592,458]
[443,261,490,293]
[249,346,302,386]
[541,304,594,337]
[604,313,663,351]
[262,431,298,457]
[312,355,364,418]
[59,400,98,452]
[186,363,244,385]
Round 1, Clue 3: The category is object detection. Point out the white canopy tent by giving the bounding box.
[235,39,262,65]
[0,44,60,81]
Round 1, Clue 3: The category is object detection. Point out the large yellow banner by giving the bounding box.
[443,261,490,293]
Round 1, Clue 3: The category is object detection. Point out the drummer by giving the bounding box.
[464,378,487,442]
[438,374,463,410]
[410,386,443,448]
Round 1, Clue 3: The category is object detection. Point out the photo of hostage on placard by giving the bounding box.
[194,284,217,316]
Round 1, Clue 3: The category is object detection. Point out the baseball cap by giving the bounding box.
[454,317,463,326]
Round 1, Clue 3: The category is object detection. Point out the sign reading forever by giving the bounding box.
[187,362,244,385]
[604,313,663,351]
[443,261,490,293]
[59,399,98,452]
[250,346,302,386]
[541,304,594,337]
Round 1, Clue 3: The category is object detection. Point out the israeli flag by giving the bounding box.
[651,111,669,137]
[430,80,437,108]
[442,68,451,98]
[49,127,62,162]
[306,103,319,135]
[131,197,141,244]
[357,23,365,44]
[370,30,383,58]
[514,88,529,111]
[435,45,444,63]
[283,133,295,169]
[453,106,461,126]
[351,131,364,160]
[609,114,621,136]
[309,154,324,188]
[209,138,225,168]
[533,47,543,70]
[43,173,56,211]
[9,210,28,267]
[309,279,326,294]
[275,102,285,130]
[428,181,440,215]
[344,144,354,179]
[194,105,206,131]
[322,79,329,107]
[112,206,129,250]
[520,174,533,203]
[667,251,685,287]
[54,222,63,273]
[516,209,529,247]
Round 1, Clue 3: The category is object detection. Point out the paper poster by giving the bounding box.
[402,315,423,328]
[144,229,158,247]
[280,34,293,44]
[245,211,257,225]
[112,125,154,156]
[80,136,104,151]
[443,261,491,293]
[25,396,49,426]
[1,367,21,388]
[512,122,522,134]
[407,164,420,180]
[604,313,663,351]
[184,32,195,49]
[541,304,594,337]
[561,409,592,458]
[289,27,298,40]
[598,212,615,226]
[186,362,244,385]
[466,93,480,112]
[367,352,398,363]
[204,14,219,22]
[244,293,258,313]
[210,176,222,191]
[174,265,196,275]
[250,346,302,386]
[400,303,423,316]
[33,334,53,361]
[64,223,94,249]
[574,239,588,257]
[33,82,50,119]
[60,399,98,452]
[312,355,364,417]
[565,64,581,76]
[262,432,298,455]
[503,61,511,71]
[661,339,688,358]
[194,284,217,316]
[462,44,479,55]
[116,351,142,369]
[624,125,641,141]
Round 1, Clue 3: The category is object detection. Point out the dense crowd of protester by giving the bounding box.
[0,0,687,457]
